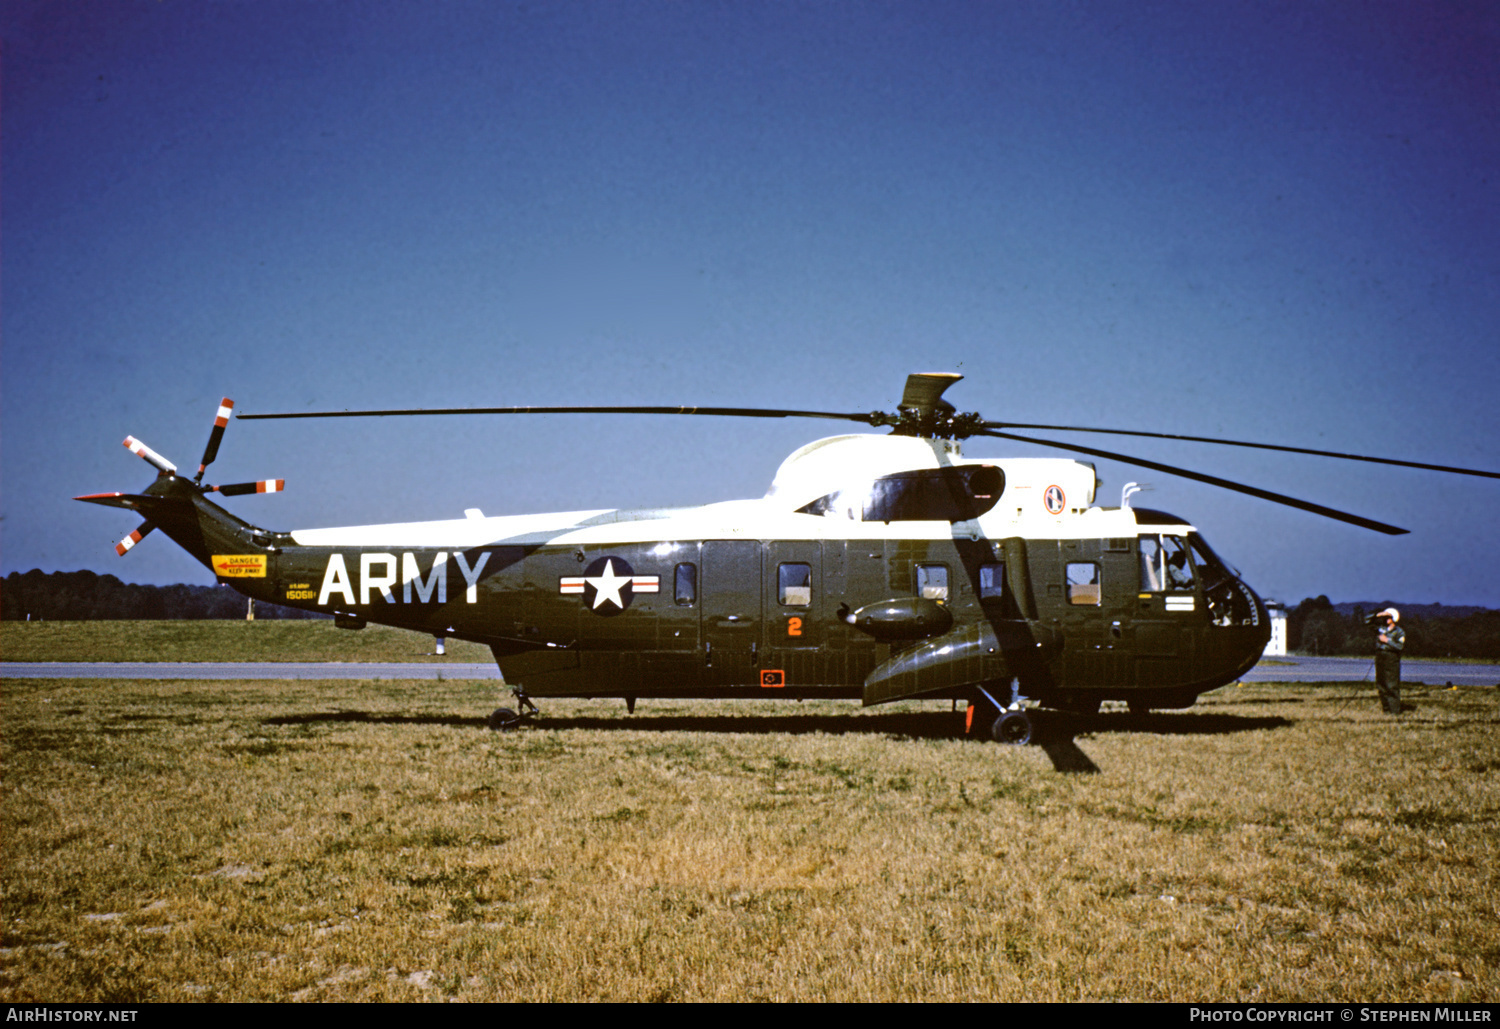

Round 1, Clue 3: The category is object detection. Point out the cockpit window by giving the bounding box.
[1187,534,1235,590]
[1188,533,1259,627]
[798,465,1004,523]
[1139,535,1196,592]
[1139,532,1259,626]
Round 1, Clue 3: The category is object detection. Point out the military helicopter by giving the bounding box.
[77,374,1499,744]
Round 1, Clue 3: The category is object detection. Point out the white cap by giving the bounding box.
[1377,607,1400,622]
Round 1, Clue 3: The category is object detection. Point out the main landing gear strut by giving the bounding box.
[487,687,539,732]
[966,681,1033,746]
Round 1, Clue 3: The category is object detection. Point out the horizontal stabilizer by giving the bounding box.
[75,492,157,511]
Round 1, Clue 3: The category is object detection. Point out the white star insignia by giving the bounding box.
[586,559,631,610]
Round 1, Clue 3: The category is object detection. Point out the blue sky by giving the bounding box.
[4,0,1498,607]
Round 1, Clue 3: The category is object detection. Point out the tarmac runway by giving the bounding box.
[3,655,1496,685]
[1,661,502,680]
[1238,655,1499,687]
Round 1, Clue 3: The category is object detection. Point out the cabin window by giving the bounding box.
[979,562,1005,599]
[1067,562,1101,606]
[674,563,697,606]
[778,563,812,607]
[916,564,950,602]
[1139,535,1196,593]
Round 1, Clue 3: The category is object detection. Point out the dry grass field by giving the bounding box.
[3,665,1497,1003]
[0,620,494,663]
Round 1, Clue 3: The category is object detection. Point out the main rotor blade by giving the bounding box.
[237,404,880,424]
[985,421,1500,480]
[978,429,1409,535]
[900,372,963,410]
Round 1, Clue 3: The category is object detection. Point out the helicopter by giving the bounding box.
[77,373,1500,744]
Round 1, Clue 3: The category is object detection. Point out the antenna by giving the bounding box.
[1121,482,1152,508]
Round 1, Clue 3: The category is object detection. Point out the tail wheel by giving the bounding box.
[992,710,1033,746]
[487,707,521,732]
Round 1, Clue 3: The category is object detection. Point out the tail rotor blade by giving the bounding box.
[115,521,156,556]
[123,436,177,475]
[196,398,234,482]
[210,479,284,497]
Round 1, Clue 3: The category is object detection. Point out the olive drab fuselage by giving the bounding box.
[124,433,1270,711]
[92,370,1493,722]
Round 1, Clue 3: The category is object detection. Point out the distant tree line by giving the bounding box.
[1288,596,1500,660]
[1,570,327,621]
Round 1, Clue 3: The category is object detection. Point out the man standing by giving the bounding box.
[1374,608,1405,715]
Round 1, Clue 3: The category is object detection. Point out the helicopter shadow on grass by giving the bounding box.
[262,706,1293,774]
[1031,710,1294,773]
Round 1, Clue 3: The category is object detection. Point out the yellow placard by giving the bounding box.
[213,554,267,578]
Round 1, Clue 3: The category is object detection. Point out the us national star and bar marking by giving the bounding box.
[559,556,659,616]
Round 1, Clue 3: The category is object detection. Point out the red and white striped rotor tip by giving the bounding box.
[123,436,177,475]
[196,398,236,478]
[211,479,285,496]
[115,523,155,556]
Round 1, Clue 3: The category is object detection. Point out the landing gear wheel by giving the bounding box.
[487,707,521,732]
[992,710,1033,746]
[1127,699,1151,716]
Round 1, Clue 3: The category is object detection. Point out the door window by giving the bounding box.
[777,563,812,607]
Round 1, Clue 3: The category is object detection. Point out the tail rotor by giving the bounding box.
[81,396,285,557]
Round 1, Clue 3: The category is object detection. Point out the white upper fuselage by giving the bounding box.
[286,434,1189,550]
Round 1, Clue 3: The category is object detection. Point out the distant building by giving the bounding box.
[1263,600,1287,656]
